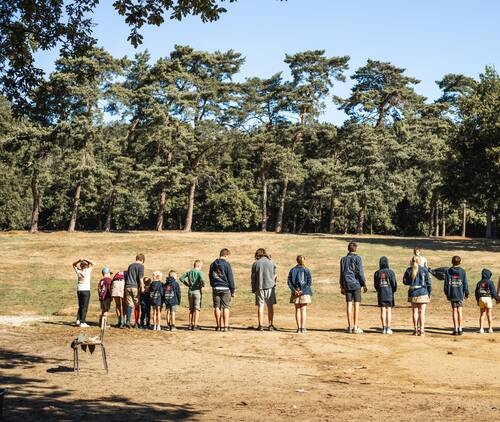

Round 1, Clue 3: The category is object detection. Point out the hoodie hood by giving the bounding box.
[165,276,176,284]
[448,266,462,276]
[482,269,492,281]
[379,256,389,269]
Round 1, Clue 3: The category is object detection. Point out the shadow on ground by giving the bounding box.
[0,348,202,421]
[297,234,500,253]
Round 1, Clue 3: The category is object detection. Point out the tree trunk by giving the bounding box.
[261,173,268,232]
[104,192,115,232]
[329,195,335,234]
[434,200,440,237]
[68,182,81,232]
[429,204,435,237]
[30,170,40,233]
[356,205,365,235]
[184,177,197,233]
[486,210,493,238]
[156,191,167,231]
[275,176,289,233]
[461,201,467,238]
[441,203,446,237]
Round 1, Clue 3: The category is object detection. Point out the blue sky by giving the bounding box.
[35,0,500,124]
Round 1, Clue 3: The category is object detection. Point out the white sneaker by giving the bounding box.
[353,327,363,334]
[478,328,485,334]
[76,320,80,326]
[79,322,89,328]
[346,327,353,333]
[488,328,494,334]
[386,328,393,334]
[382,327,387,334]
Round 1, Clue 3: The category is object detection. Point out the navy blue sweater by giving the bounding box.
[403,266,432,297]
[475,269,499,303]
[374,257,397,304]
[287,265,313,296]
[209,258,235,294]
[163,277,181,306]
[443,266,469,302]
[340,253,366,291]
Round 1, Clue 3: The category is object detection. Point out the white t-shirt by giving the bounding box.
[410,255,428,269]
[74,267,92,291]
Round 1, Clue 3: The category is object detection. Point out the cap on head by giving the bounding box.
[102,267,111,275]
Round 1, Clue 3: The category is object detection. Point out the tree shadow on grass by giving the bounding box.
[298,234,500,253]
[0,348,203,421]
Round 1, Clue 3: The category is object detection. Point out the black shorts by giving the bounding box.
[346,289,362,303]
[378,300,394,308]
[451,300,463,308]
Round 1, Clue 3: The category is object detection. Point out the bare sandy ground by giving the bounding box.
[2,305,500,421]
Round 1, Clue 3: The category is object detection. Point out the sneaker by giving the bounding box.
[268,325,277,332]
[301,328,307,333]
[257,325,264,331]
[188,325,193,331]
[458,329,463,336]
[75,319,80,326]
[296,328,301,333]
[193,325,201,331]
[353,327,363,334]
[478,328,485,334]
[382,327,387,334]
[346,327,353,334]
[452,329,458,336]
[79,322,89,328]
[215,326,221,331]
[170,325,177,332]
[386,328,393,335]
[488,328,494,334]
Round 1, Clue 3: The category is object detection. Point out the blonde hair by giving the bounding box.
[411,255,421,281]
[152,271,163,281]
[296,255,306,267]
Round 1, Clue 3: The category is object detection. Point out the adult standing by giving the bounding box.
[251,248,278,331]
[209,248,235,332]
[412,246,428,269]
[339,242,367,334]
[403,255,432,336]
[125,253,145,328]
[72,257,95,328]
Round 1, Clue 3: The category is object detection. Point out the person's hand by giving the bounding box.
[340,287,345,295]
[231,293,235,298]
[465,294,469,299]
[363,287,368,293]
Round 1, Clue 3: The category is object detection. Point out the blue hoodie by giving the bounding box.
[403,265,432,297]
[340,253,366,291]
[475,269,499,303]
[444,266,469,302]
[163,277,181,306]
[287,265,313,296]
[374,256,397,305]
[209,258,235,294]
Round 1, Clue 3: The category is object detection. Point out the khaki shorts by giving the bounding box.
[255,287,277,308]
[479,297,493,310]
[111,279,125,298]
[213,289,232,309]
[100,298,112,312]
[125,287,139,307]
[188,290,202,311]
[408,295,430,304]
[290,294,312,305]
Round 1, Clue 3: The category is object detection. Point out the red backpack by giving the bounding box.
[98,277,112,301]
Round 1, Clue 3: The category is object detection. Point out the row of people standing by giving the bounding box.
[72,244,499,334]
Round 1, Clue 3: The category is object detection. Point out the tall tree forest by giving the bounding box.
[0,2,498,237]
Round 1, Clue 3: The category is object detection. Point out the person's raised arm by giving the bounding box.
[83,258,95,267]
[72,259,81,270]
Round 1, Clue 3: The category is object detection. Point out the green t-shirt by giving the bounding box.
[180,269,205,290]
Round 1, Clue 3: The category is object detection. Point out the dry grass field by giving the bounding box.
[1,231,499,421]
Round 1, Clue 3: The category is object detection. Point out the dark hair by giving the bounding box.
[452,255,461,266]
[296,255,306,267]
[414,246,422,252]
[348,242,358,252]
[219,248,231,258]
[255,248,269,260]
[80,261,89,269]
[136,253,145,263]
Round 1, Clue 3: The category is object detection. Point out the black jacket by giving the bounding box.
[374,256,397,304]
[209,258,235,294]
[475,269,499,302]
[443,266,469,301]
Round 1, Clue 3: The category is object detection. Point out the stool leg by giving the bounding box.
[101,344,108,374]
[73,348,77,372]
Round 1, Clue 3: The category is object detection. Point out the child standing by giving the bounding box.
[149,272,164,331]
[373,257,397,334]
[97,267,113,328]
[287,255,312,333]
[475,269,499,334]
[180,260,205,330]
[72,258,95,328]
[163,271,181,331]
[443,256,469,336]
[140,277,152,329]
[111,271,126,328]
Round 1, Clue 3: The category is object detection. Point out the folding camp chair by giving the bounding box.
[71,316,108,374]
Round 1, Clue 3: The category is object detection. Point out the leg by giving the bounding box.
[223,308,230,328]
[452,307,458,330]
[458,306,463,330]
[419,304,427,332]
[412,304,418,332]
[479,309,485,330]
[353,301,360,328]
[268,304,274,326]
[346,301,353,329]
[158,307,162,329]
[214,307,221,328]
[80,291,90,323]
[194,310,200,327]
[379,307,385,329]
[257,306,264,327]
[171,311,176,327]
[134,304,140,327]
[487,308,493,330]
[77,291,84,322]
[295,304,300,329]
[387,307,392,328]
[301,305,307,329]
[114,297,121,325]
